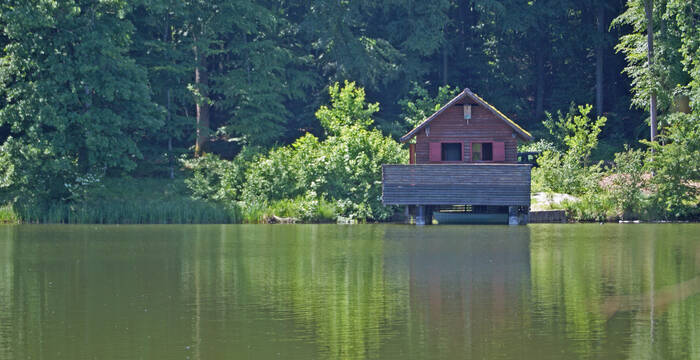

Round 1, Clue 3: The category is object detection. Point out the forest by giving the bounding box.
[0,0,698,223]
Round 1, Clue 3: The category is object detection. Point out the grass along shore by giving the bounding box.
[2,177,697,225]
[0,177,340,224]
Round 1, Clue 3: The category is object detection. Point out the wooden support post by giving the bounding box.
[508,206,519,225]
[518,206,529,225]
[416,205,427,226]
[508,206,529,225]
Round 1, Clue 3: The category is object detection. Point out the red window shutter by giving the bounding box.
[429,142,441,162]
[493,142,505,162]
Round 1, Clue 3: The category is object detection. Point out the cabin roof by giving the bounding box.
[399,88,534,143]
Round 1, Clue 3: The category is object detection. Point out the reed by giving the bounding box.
[0,204,19,224]
[7,177,241,224]
[14,199,240,224]
[240,197,338,223]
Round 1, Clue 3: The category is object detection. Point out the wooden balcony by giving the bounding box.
[382,163,531,206]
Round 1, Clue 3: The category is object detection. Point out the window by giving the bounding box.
[441,143,462,161]
[471,142,493,161]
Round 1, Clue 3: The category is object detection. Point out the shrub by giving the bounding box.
[185,81,408,222]
[644,113,700,219]
[607,146,649,220]
[562,191,615,222]
[183,147,256,202]
[0,204,18,223]
[532,105,607,195]
[240,196,337,223]
[239,126,406,221]
[532,150,604,195]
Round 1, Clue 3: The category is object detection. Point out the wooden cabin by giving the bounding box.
[382,88,533,225]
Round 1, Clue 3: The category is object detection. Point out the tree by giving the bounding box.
[398,83,459,131]
[533,105,607,195]
[645,0,658,142]
[130,0,194,177]
[0,0,161,202]
[315,81,379,135]
[613,0,691,136]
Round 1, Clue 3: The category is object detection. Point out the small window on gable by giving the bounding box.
[441,143,462,161]
[471,142,493,161]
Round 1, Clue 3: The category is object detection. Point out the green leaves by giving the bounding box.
[398,83,459,132]
[643,113,700,218]
[186,81,407,221]
[533,104,607,195]
[544,104,607,165]
[315,81,379,135]
[613,0,694,114]
[0,0,161,202]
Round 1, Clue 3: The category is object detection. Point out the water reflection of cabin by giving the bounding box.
[382,88,533,225]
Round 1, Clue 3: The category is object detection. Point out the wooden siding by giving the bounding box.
[414,105,519,164]
[382,164,531,206]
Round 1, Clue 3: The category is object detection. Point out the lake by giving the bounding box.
[1,224,699,359]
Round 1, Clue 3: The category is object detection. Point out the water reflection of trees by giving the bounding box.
[212,225,411,359]
[530,224,700,359]
[0,226,14,360]
[2,224,700,360]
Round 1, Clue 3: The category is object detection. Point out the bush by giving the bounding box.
[562,191,615,222]
[240,196,337,223]
[644,113,700,219]
[238,126,406,221]
[0,204,18,223]
[607,146,649,220]
[532,105,607,195]
[532,150,604,195]
[183,147,256,202]
[542,110,700,222]
[185,81,408,222]
[518,139,557,153]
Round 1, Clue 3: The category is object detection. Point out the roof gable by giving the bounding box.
[400,88,533,142]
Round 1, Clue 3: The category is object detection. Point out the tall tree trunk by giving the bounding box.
[595,4,605,118]
[645,0,657,142]
[535,47,545,121]
[194,42,210,157]
[167,89,174,179]
[442,43,448,86]
[164,20,175,178]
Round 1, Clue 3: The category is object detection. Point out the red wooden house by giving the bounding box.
[382,88,533,225]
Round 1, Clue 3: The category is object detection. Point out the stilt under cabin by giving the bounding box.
[382,88,533,225]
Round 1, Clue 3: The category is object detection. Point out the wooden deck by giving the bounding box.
[382,164,531,206]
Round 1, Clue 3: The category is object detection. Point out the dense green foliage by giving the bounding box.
[0,0,698,222]
[186,82,406,222]
[534,107,699,221]
[0,0,161,205]
[644,113,700,218]
[532,105,607,196]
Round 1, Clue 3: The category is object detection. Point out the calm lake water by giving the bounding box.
[1,224,700,359]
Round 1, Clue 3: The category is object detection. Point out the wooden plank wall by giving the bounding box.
[382,164,531,206]
[414,104,519,163]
